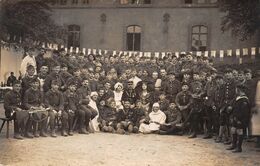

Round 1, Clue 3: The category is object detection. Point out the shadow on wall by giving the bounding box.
[0,49,23,83]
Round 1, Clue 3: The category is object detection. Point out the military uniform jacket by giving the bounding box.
[164,107,182,125]
[213,84,225,108]
[231,96,250,129]
[43,72,63,93]
[23,88,44,110]
[162,79,182,99]
[224,79,236,104]
[122,89,137,104]
[44,89,64,111]
[21,75,39,98]
[175,91,192,107]
[63,90,79,111]
[4,90,23,117]
[98,106,117,122]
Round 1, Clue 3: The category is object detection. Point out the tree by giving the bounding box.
[219,0,260,41]
[0,0,67,48]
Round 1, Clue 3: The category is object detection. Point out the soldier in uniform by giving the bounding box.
[4,81,30,139]
[44,80,64,137]
[63,81,78,136]
[159,102,182,135]
[162,71,181,102]
[21,65,38,99]
[226,85,250,152]
[175,83,192,123]
[122,80,137,106]
[43,63,63,93]
[23,79,48,138]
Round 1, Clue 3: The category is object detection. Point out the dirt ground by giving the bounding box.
[0,106,260,166]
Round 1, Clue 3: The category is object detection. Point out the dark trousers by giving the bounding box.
[204,106,214,136]
[190,112,200,135]
[159,124,182,134]
[78,106,98,130]
[6,111,29,136]
[49,111,74,131]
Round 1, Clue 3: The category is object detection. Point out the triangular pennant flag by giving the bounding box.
[155,52,160,58]
[211,51,216,58]
[113,50,117,56]
[65,48,68,53]
[219,50,224,61]
[147,52,151,58]
[251,47,256,56]
[139,52,143,57]
[119,51,123,56]
[196,51,202,56]
[204,51,209,57]
[129,51,133,57]
[236,49,240,57]
[181,51,186,54]
[98,49,102,55]
[76,47,79,53]
[227,50,232,56]
[124,51,128,56]
[161,52,166,59]
[49,44,53,49]
[242,48,248,56]
[42,43,45,48]
[60,45,64,49]
[93,49,97,55]
[175,52,179,58]
[70,46,73,53]
[104,50,108,55]
[87,49,91,55]
[82,48,86,55]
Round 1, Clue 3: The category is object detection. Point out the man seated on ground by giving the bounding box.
[4,81,30,139]
[139,103,166,134]
[98,100,118,133]
[23,79,48,138]
[159,102,182,135]
[116,100,140,134]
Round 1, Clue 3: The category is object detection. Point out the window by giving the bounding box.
[127,25,141,51]
[184,0,193,4]
[72,0,78,4]
[68,25,80,48]
[191,25,208,51]
[120,0,151,5]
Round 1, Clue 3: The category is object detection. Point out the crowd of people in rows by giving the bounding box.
[3,47,260,153]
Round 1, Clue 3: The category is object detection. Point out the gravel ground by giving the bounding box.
[0,104,259,166]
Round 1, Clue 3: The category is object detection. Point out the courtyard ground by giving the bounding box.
[0,105,259,166]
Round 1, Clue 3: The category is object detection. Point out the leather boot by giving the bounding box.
[25,132,34,138]
[188,132,197,138]
[79,128,89,134]
[227,134,237,150]
[51,130,57,138]
[233,135,243,153]
[14,133,23,140]
[68,130,73,136]
[33,131,40,138]
[62,130,68,137]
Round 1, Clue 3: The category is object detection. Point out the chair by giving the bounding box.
[0,117,12,138]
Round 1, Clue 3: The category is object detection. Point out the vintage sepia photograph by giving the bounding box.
[0,0,259,165]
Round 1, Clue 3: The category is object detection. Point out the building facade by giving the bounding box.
[51,0,257,52]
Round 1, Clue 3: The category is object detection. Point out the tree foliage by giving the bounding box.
[219,0,260,41]
[0,0,67,47]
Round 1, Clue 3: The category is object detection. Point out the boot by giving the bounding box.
[68,130,73,136]
[40,131,48,137]
[188,132,197,138]
[14,133,23,140]
[25,132,34,138]
[51,130,57,138]
[33,131,40,138]
[79,128,89,134]
[233,135,243,153]
[61,130,68,137]
[203,134,213,139]
[226,134,237,150]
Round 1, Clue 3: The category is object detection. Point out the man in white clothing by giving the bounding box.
[20,47,37,77]
[139,103,166,134]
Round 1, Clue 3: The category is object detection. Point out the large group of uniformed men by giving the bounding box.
[4,47,257,153]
